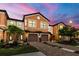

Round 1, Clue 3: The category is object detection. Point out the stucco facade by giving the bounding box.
[52,22,66,40]
[23,13,52,42]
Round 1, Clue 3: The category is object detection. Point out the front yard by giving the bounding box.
[0,45,39,56]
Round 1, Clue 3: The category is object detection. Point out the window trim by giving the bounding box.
[28,20,36,27]
[40,22,47,29]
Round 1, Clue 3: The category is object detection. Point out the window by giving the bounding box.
[28,20,36,27]
[41,22,46,29]
[48,26,53,34]
[17,22,22,27]
[9,21,14,25]
[8,20,16,25]
[48,26,51,32]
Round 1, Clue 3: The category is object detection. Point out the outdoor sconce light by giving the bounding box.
[59,35,62,38]
[21,35,23,40]
[10,36,12,40]
[39,35,41,38]
[38,34,41,38]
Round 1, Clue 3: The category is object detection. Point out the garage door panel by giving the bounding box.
[41,35,48,41]
[28,34,38,42]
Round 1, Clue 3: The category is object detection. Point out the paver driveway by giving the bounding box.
[47,41,79,51]
[29,42,79,56]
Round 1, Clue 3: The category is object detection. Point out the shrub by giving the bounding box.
[0,40,4,48]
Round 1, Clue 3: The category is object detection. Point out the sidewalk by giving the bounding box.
[14,52,46,56]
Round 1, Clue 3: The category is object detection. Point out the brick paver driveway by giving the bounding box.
[47,42,79,51]
[29,42,79,56]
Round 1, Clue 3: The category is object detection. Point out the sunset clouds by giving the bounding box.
[0,3,78,28]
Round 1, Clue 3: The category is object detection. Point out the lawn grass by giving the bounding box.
[0,46,39,56]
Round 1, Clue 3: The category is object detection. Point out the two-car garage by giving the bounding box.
[27,33,49,42]
[27,33,38,42]
[41,34,48,42]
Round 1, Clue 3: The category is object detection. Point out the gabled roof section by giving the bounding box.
[0,9,23,22]
[0,9,9,19]
[8,18,23,22]
[52,22,66,26]
[23,12,50,21]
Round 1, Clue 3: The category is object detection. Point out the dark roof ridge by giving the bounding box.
[23,12,50,21]
[52,22,66,26]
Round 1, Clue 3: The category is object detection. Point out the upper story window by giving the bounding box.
[28,20,36,27]
[40,22,47,29]
[7,20,16,26]
[10,21,14,25]
[17,22,22,27]
[9,20,15,25]
[17,22,24,30]
[48,26,51,32]
[48,26,53,34]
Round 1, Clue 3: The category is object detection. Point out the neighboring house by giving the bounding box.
[23,12,52,42]
[52,22,66,40]
[0,10,24,42]
[75,29,79,39]
[0,10,7,42]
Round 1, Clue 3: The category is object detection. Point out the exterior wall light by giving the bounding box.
[21,35,23,40]
[10,36,12,40]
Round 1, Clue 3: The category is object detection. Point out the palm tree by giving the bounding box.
[7,25,24,42]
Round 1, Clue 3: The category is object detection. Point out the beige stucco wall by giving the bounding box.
[0,12,7,42]
[53,23,65,40]
[24,14,49,32]
[7,20,24,30]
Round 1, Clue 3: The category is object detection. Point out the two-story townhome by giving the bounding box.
[0,10,24,42]
[7,18,24,41]
[23,12,52,42]
[0,9,66,42]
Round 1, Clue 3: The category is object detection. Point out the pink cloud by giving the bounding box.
[18,3,37,14]
[0,3,38,19]
[74,24,79,29]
